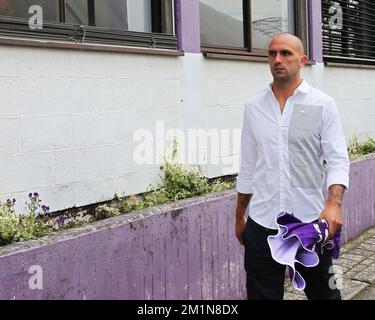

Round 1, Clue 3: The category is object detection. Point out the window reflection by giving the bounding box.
[200,0,244,48]
[0,0,153,33]
[65,0,152,32]
[0,0,59,21]
[252,0,295,49]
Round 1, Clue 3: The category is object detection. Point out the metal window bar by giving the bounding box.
[322,0,375,63]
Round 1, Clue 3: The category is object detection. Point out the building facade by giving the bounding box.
[0,0,374,213]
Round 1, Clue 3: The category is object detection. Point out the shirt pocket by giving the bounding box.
[289,104,324,189]
[292,104,321,131]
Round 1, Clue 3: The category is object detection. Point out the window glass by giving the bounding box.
[126,0,151,32]
[251,0,295,49]
[65,0,89,25]
[200,0,244,48]
[65,0,151,32]
[0,0,59,22]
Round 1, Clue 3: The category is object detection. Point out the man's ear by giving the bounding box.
[300,55,308,66]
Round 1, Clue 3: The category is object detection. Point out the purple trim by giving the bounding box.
[308,0,323,63]
[174,0,201,53]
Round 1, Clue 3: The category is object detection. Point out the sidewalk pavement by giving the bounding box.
[284,225,375,300]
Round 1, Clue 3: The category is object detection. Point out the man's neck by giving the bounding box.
[272,77,303,100]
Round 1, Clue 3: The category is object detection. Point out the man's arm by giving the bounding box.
[236,193,253,245]
[320,98,350,238]
[319,184,345,239]
[235,103,258,245]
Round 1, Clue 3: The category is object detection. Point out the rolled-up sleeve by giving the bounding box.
[236,104,258,194]
[321,99,350,190]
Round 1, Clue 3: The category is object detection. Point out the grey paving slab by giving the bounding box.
[340,278,368,300]
[353,283,375,300]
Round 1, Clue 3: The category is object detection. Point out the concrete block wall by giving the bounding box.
[0,45,183,212]
[1,44,375,214]
[322,66,375,140]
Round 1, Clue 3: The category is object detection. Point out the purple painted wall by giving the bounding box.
[341,155,375,242]
[174,0,201,53]
[0,190,246,300]
[0,154,374,300]
[308,0,323,62]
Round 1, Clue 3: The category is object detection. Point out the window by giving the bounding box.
[200,0,244,48]
[199,0,308,57]
[322,0,375,64]
[0,0,176,50]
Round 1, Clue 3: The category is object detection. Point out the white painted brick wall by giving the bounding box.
[0,45,182,213]
[0,45,374,213]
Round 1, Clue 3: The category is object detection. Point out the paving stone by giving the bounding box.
[284,281,297,293]
[339,253,367,262]
[358,257,375,266]
[363,238,375,245]
[357,243,375,252]
[334,258,360,269]
[352,263,375,284]
[284,292,307,300]
[284,275,369,300]
[340,278,369,300]
[332,264,350,275]
[344,263,368,279]
[353,283,375,300]
[350,248,375,258]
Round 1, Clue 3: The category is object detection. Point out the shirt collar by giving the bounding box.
[267,79,311,95]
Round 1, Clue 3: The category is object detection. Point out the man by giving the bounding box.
[235,33,350,300]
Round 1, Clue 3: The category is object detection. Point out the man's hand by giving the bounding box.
[235,193,252,246]
[320,184,346,239]
[236,216,247,245]
[319,202,343,239]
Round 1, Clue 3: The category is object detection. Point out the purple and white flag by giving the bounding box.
[267,212,341,290]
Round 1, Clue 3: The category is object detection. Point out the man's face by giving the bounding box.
[268,36,307,83]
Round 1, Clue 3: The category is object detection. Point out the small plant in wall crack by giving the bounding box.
[0,194,51,246]
[348,132,375,160]
[0,193,95,246]
[118,137,236,214]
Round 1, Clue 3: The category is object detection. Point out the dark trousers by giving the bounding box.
[242,217,342,300]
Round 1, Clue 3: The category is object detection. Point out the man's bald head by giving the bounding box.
[269,33,305,56]
[268,33,307,85]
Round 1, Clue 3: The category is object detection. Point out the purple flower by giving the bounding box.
[28,193,32,198]
[56,216,65,225]
[33,192,39,198]
[41,204,50,214]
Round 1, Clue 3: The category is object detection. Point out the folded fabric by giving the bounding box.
[267,211,341,291]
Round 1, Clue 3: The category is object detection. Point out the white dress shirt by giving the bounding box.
[236,80,350,229]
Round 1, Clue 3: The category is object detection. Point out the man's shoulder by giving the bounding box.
[308,86,336,105]
[245,88,269,108]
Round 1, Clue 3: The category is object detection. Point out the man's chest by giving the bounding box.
[249,103,324,149]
